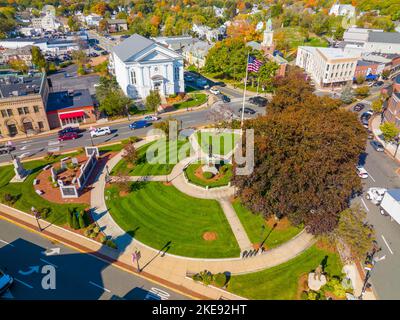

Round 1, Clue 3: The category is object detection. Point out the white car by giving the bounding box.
[365,187,387,205]
[0,269,13,295]
[210,88,220,95]
[356,166,369,179]
[143,115,160,122]
[90,127,111,137]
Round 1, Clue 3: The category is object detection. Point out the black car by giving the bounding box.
[367,130,374,140]
[249,96,268,107]
[101,50,108,55]
[239,107,256,114]
[373,81,384,87]
[58,127,81,135]
[353,103,365,112]
[221,95,231,103]
[361,117,370,128]
[360,111,373,120]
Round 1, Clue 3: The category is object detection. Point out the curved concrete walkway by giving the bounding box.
[91,135,315,281]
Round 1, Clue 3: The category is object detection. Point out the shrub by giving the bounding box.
[67,209,73,227]
[78,213,87,229]
[93,226,100,234]
[3,193,17,205]
[100,235,107,244]
[324,277,347,298]
[89,232,97,239]
[71,212,80,230]
[48,175,53,182]
[306,290,321,300]
[105,239,117,249]
[77,147,85,154]
[39,208,51,219]
[202,172,214,180]
[84,229,92,237]
[87,223,96,231]
[213,273,228,287]
[193,270,214,286]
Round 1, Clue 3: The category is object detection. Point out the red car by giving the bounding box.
[58,132,78,141]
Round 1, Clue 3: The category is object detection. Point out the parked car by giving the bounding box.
[214,81,226,87]
[249,96,268,107]
[367,130,374,140]
[365,187,387,205]
[361,117,370,128]
[0,144,15,155]
[239,107,256,114]
[101,50,108,55]
[0,269,13,295]
[222,95,231,103]
[370,140,384,152]
[90,127,111,137]
[373,81,384,87]
[58,132,78,141]
[58,127,80,135]
[353,103,365,112]
[129,120,151,130]
[210,87,220,95]
[356,165,369,179]
[143,115,160,122]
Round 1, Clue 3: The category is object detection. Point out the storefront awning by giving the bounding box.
[59,111,84,120]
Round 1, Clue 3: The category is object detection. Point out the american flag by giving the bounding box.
[247,55,263,73]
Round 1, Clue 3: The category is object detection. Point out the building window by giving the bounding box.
[33,106,39,113]
[38,121,44,129]
[6,109,13,117]
[130,70,136,85]
[18,108,24,115]
[1,110,7,118]
[23,107,29,114]
[326,65,330,71]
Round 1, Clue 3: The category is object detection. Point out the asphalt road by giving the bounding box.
[0,99,262,164]
[348,97,400,299]
[0,219,188,300]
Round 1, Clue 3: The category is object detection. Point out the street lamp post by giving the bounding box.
[31,207,42,232]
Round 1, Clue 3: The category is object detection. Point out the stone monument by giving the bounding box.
[202,143,218,176]
[10,158,29,182]
[307,264,327,291]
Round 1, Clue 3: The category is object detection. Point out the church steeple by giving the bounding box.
[261,18,275,55]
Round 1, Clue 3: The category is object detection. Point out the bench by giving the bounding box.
[60,157,70,162]
[43,164,52,170]
[35,189,44,195]
[33,179,38,185]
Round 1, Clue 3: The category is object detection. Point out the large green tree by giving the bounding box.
[31,46,47,71]
[145,90,161,114]
[96,77,131,116]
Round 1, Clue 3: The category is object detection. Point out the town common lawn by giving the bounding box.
[173,93,207,110]
[232,200,302,248]
[105,182,240,258]
[227,245,343,300]
[111,138,191,176]
[184,163,232,188]
[196,131,239,156]
[0,155,85,226]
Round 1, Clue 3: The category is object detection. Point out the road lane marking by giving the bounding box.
[361,198,370,212]
[368,172,376,182]
[0,239,15,247]
[381,235,394,255]
[88,281,111,293]
[14,278,33,289]
[40,258,58,268]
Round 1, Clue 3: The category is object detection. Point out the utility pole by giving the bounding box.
[359,241,382,300]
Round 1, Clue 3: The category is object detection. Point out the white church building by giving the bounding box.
[111,34,185,100]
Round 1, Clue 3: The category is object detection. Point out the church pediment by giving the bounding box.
[134,49,175,63]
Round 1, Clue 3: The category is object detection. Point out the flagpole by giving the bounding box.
[241,52,250,128]
[256,75,260,95]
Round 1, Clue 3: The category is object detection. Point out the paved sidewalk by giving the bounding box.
[371,116,400,162]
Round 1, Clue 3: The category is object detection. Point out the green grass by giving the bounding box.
[233,200,302,248]
[111,138,191,176]
[0,154,85,226]
[173,93,207,110]
[105,182,240,258]
[196,131,239,156]
[98,143,125,153]
[227,245,343,300]
[306,37,329,47]
[184,163,232,188]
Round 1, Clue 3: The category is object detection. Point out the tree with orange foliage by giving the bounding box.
[150,15,161,27]
[91,2,108,16]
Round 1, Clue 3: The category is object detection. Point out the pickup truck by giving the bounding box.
[380,189,400,223]
[0,144,15,155]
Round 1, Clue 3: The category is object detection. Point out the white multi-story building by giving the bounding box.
[192,24,225,42]
[84,14,102,27]
[329,1,356,17]
[343,29,400,55]
[31,11,61,31]
[111,34,185,100]
[296,46,361,87]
